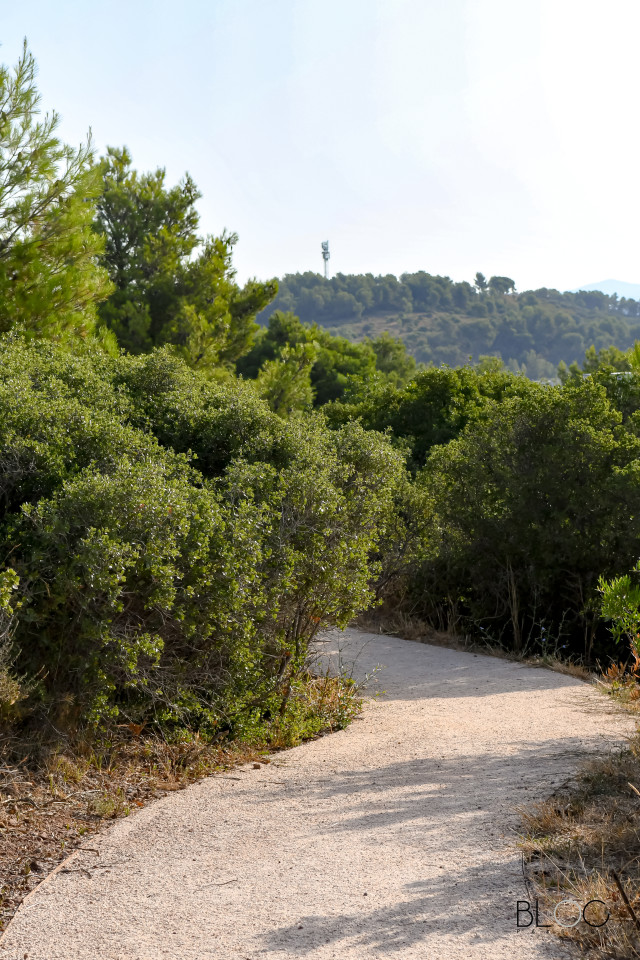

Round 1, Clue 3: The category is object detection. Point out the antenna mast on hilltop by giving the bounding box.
[321,240,330,279]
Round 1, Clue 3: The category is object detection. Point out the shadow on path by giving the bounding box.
[252,739,597,955]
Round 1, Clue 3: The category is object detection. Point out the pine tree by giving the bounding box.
[95,148,277,366]
[256,341,319,416]
[0,41,111,337]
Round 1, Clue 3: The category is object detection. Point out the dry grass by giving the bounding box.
[355,607,480,651]
[0,672,359,933]
[596,662,640,714]
[520,669,640,958]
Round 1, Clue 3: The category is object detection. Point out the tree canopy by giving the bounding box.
[0,41,111,338]
[237,310,417,405]
[95,147,277,367]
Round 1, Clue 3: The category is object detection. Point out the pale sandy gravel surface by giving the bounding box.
[1,629,634,960]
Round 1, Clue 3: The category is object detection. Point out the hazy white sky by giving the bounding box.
[2,0,638,290]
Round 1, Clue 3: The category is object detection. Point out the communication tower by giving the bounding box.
[321,240,330,279]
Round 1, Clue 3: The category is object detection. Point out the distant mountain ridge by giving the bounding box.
[574,279,640,300]
[259,271,640,377]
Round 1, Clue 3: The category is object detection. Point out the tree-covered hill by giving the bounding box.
[258,271,640,378]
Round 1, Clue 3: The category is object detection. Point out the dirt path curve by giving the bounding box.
[1,629,633,960]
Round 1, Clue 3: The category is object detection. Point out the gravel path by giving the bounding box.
[1,629,633,960]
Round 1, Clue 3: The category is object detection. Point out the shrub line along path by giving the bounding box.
[0,629,632,960]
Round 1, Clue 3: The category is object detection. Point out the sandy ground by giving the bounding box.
[0,629,634,960]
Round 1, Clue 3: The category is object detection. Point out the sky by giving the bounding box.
[2,0,639,291]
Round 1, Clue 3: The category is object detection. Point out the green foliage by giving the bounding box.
[113,347,295,477]
[369,472,433,603]
[260,271,640,373]
[366,330,417,385]
[559,344,634,384]
[113,348,404,691]
[256,341,319,416]
[0,568,22,717]
[0,42,111,337]
[488,275,516,295]
[599,565,640,668]
[95,147,277,367]
[414,378,640,656]
[0,338,403,730]
[474,355,505,374]
[559,342,640,422]
[237,310,414,405]
[326,364,534,470]
[582,344,632,374]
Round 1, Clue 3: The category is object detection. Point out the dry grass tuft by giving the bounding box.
[355,607,474,651]
[521,728,640,958]
[597,662,640,714]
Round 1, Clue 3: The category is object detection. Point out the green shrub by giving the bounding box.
[114,348,296,476]
[0,568,23,720]
[15,456,260,725]
[599,564,640,670]
[0,336,404,730]
[412,377,640,657]
[325,365,536,470]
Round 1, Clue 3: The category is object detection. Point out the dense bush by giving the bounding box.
[325,365,536,470]
[0,338,404,732]
[408,377,640,658]
[0,569,22,718]
[237,310,416,406]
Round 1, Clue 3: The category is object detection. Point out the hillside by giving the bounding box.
[258,271,640,376]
